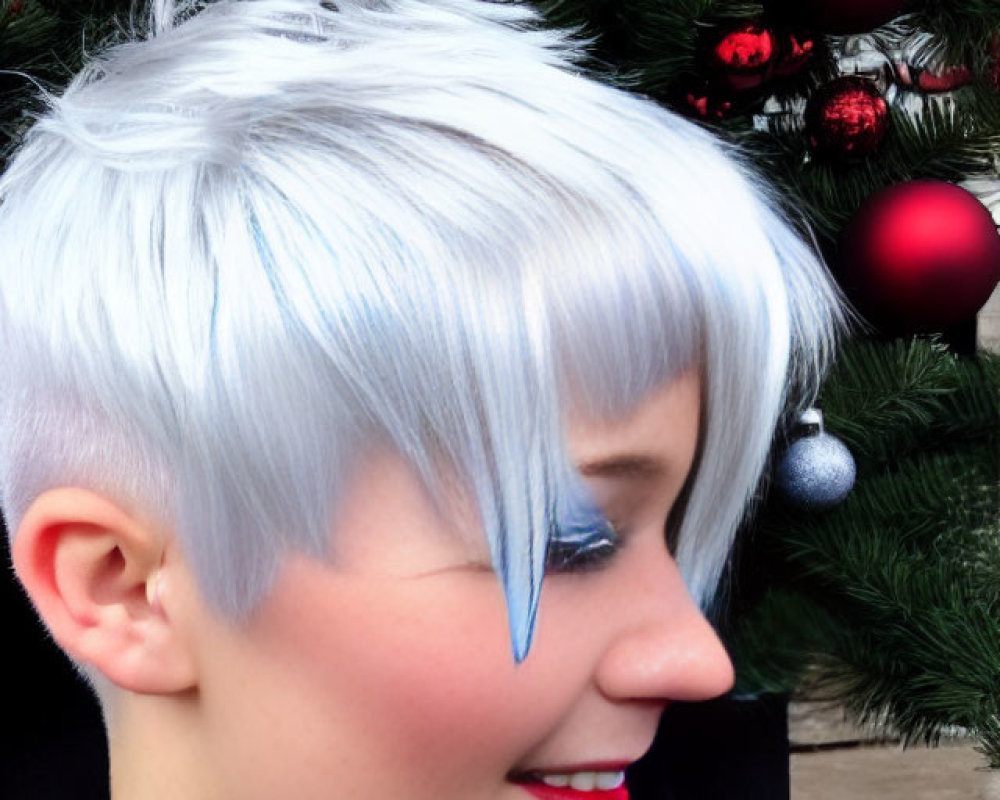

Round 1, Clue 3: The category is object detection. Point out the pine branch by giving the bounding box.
[904,1,1000,66]
[740,82,1000,244]
[534,0,765,96]
[727,337,1000,763]
[0,1,137,159]
[821,339,1000,469]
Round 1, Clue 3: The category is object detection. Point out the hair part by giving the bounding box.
[0,0,843,672]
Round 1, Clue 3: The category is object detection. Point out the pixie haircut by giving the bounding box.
[0,0,841,662]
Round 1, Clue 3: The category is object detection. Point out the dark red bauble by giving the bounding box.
[709,23,776,91]
[767,0,906,34]
[840,181,1000,333]
[805,77,889,158]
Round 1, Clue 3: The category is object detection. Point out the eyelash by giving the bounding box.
[545,501,685,574]
[544,525,623,574]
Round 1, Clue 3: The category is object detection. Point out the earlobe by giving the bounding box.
[11,487,198,695]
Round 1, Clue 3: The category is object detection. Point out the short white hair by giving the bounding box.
[0,0,842,663]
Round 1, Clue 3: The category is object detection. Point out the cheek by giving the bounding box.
[249,562,581,782]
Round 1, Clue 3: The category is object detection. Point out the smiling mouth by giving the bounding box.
[510,768,630,800]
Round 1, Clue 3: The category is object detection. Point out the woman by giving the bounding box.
[0,1,842,797]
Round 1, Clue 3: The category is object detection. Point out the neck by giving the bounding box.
[107,689,212,800]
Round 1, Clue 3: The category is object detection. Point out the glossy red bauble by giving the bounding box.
[709,23,776,91]
[805,77,889,158]
[840,181,1000,333]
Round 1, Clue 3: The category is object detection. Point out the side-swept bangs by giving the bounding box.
[0,0,841,663]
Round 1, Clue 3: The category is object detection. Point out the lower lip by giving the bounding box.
[517,783,629,800]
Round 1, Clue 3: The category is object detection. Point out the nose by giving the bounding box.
[594,569,735,704]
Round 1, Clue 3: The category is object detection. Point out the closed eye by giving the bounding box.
[544,523,622,574]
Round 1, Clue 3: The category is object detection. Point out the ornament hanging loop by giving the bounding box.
[798,407,824,435]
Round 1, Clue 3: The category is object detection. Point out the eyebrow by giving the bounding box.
[576,454,668,480]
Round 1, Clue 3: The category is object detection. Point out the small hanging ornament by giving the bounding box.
[839,180,1000,334]
[708,22,777,91]
[767,0,906,35]
[776,409,856,511]
[770,28,818,78]
[804,76,889,159]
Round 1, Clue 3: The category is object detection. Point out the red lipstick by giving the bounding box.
[512,765,631,800]
[517,784,629,800]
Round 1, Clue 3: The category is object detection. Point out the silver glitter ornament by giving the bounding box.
[776,409,856,510]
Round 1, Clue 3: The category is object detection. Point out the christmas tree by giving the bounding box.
[1,0,999,783]
[519,0,1000,773]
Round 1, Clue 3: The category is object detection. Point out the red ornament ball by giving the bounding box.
[768,0,906,34]
[805,77,889,158]
[709,23,776,91]
[840,181,1000,333]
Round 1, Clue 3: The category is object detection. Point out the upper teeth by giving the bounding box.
[541,771,625,791]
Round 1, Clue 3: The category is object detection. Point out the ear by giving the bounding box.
[10,487,197,694]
